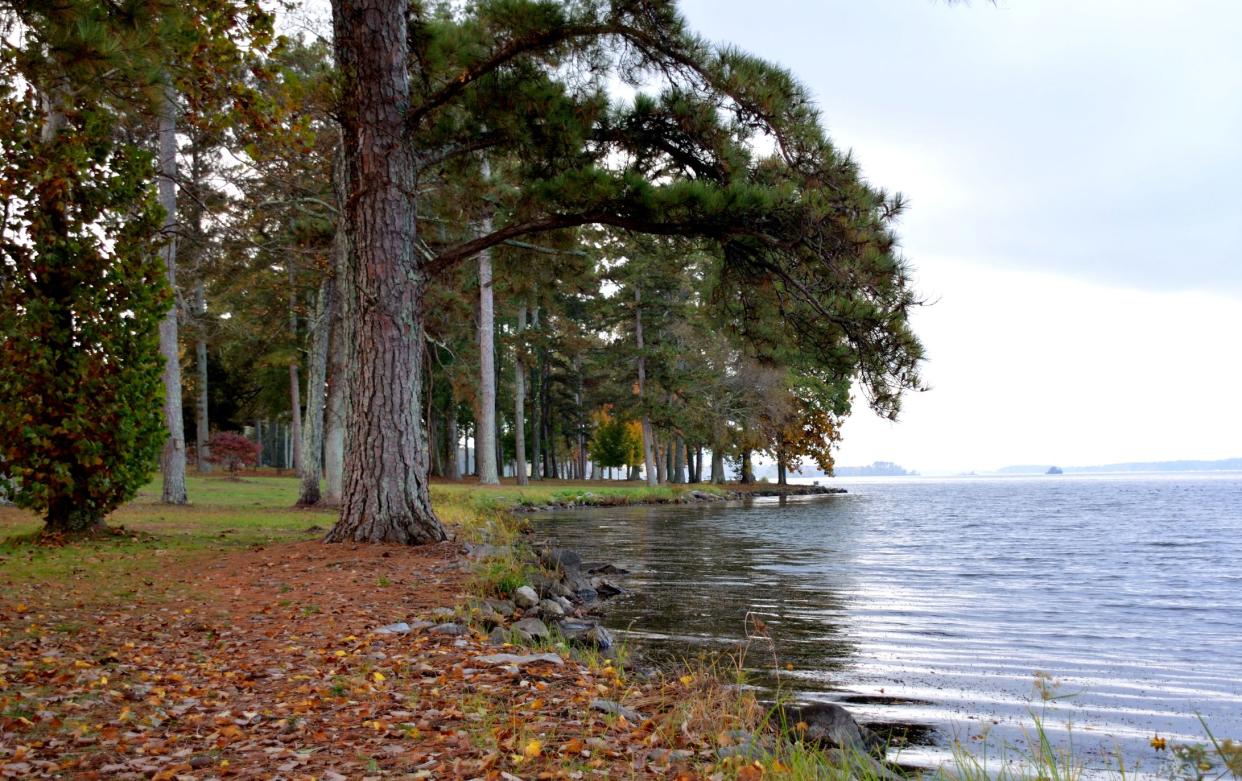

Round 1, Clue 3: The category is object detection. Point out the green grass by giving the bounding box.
[0,475,331,598]
[0,474,718,599]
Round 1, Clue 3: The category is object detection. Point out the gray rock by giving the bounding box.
[474,653,564,668]
[430,622,467,636]
[430,607,457,619]
[488,627,508,645]
[586,563,629,575]
[786,702,882,754]
[513,586,539,608]
[484,598,515,617]
[581,625,613,649]
[539,547,582,571]
[589,698,643,722]
[374,622,411,635]
[689,490,724,502]
[530,572,561,598]
[562,569,594,594]
[561,620,613,649]
[591,577,624,598]
[511,617,550,639]
[537,598,565,618]
[552,595,574,612]
[473,606,505,628]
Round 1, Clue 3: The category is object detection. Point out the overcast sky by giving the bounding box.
[674,0,1242,473]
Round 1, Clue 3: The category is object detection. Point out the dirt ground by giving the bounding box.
[0,539,725,780]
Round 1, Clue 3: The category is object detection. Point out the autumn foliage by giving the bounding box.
[206,432,261,478]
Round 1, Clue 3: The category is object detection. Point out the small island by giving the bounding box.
[1046,466,1064,475]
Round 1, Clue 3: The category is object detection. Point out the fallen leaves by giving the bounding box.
[0,540,754,780]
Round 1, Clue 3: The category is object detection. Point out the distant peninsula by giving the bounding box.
[831,461,918,477]
[999,457,1242,475]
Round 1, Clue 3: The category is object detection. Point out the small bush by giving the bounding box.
[207,432,261,478]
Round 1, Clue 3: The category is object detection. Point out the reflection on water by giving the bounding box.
[532,474,1242,771]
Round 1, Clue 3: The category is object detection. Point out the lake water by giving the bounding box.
[531,474,1242,772]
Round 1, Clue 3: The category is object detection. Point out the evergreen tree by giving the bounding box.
[0,5,168,532]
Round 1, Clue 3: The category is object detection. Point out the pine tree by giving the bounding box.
[323,0,926,543]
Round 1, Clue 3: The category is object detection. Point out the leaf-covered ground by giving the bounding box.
[0,477,764,780]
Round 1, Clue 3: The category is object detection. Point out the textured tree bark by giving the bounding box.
[673,435,685,484]
[635,288,658,487]
[427,405,442,477]
[692,444,703,483]
[298,279,332,505]
[655,437,667,484]
[445,407,460,480]
[740,449,754,484]
[194,281,211,472]
[323,145,351,505]
[514,302,529,485]
[157,82,188,505]
[287,268,304,475]
[777,449,788,486]
[474,160,499,484]
[575,357,587,480]
[711,448,725,484]
[324,0,445,544]
[529,305,543,480]
[288,361,303,474]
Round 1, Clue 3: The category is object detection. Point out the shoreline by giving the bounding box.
[504,482,848,513]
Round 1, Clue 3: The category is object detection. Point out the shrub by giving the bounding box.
[0,101,167,534]
[207,432,261,478]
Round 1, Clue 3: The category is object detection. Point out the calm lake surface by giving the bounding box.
[531,474,1242,771]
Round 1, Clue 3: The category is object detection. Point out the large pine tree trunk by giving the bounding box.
[711,448,725,484]
[298,280,332,505]
[514,302,529,485]
[194,281,211,472]
[324,0,444,544]
[777,449,788,486]
[157,83,187,504]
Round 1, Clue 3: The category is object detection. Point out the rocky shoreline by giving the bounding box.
[510,483,847,512]
[419,536,906,776]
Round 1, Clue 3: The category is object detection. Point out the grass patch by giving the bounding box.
[0,474,712,604]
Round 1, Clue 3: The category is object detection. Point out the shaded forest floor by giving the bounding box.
[0,477,778,780]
